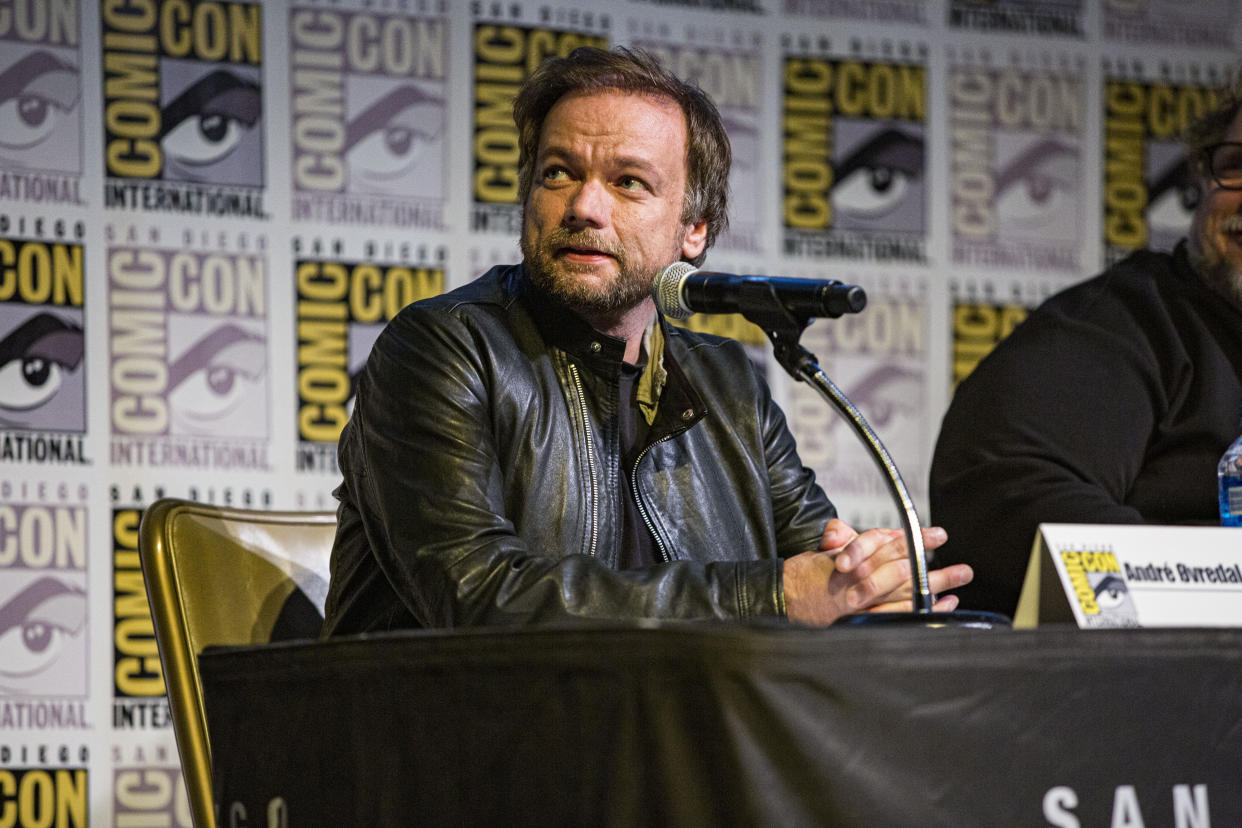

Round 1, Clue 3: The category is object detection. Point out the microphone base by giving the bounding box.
[834,610,1011,630]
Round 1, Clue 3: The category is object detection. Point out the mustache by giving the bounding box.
[543,227,626,261]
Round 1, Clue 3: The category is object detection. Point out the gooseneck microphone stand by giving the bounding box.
[731,278,1007,628]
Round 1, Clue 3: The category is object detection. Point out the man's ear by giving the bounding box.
[682,219,708,261]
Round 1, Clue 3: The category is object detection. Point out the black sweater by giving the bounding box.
[930,243,1242,617]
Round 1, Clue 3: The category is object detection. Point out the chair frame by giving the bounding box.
[139,497,337,828]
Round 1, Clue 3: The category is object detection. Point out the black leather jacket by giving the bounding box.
[322,265,835,633]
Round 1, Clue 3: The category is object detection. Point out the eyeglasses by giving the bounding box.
[1203,142,1242,190]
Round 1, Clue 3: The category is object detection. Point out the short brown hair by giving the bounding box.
[513,46,730,266]
[1184,67,1242,179]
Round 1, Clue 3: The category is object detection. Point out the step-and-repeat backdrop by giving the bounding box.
[1,0,1237,823]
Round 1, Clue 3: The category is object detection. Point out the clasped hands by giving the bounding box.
[782,518,973,626]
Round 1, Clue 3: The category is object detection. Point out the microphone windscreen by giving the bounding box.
[652,262,697,320]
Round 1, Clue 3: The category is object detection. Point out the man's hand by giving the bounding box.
[782,518,973,626]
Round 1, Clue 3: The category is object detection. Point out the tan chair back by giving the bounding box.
[139,498,336,828]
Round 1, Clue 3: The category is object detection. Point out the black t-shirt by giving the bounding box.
[616,358,658,570]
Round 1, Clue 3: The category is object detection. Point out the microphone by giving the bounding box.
[653,262,867,321]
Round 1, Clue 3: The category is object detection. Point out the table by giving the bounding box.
[200,623,1242,826]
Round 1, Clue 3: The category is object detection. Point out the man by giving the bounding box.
[930,75,1242,618]
[323,47,971,634]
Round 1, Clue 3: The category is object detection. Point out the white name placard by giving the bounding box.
[1014,524,1242,628]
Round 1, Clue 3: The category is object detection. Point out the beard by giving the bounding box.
[1188,210,1242,311]
[520,223,676,317]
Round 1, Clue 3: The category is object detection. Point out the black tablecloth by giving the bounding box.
[201,624,1242,826]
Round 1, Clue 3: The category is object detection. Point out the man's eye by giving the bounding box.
[618,176,646,191]
[543,167,568,182]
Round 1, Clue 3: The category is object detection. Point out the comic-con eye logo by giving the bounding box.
[101,1,263,183]
[290,9,447,196]
[831,364,921,431]
[948,65,1085,271]
[0,309,85,430]
[160,66,262,185]
[0,239,86,432]
[807,298,925,478]
[470,23,610,233]
[783,60,927,233]
[0,576,86,695]
[0,47,81,175]
[289,7,448,228]
[782,55,928,262]
[1061,549,1139,627]
[169,319,267,436]
[992,136,1081,240]
[1103,78,1219,262]
[342,82,444,197]
[0,501,89,698]
[833,124,925,234]
[109,245,269,441]
[295,257,444,472]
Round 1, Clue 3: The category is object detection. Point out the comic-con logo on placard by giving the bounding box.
[947,0,1084,37]
[0,493,89,719]
[1102,66,1223,265]
[0,224,90,466]
[635,31,763,254]
[112,506,170,730]
[101,0,266,218]
[0,0,85,205]
[1102,0,1237,48]
[1060,547,1139,628]
[295,245,445,474]
[289,1,449,230]
[782,42,928,263]
[107,225,271,472]
[471,10,609,236]
[949,54,1086,272]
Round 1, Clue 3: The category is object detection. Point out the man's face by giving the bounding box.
[1189,106,1242,310]
[520,90,707,317]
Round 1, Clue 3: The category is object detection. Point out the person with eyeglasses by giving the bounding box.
[927,71,1242,619]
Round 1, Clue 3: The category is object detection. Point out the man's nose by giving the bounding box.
[564,179,610,228]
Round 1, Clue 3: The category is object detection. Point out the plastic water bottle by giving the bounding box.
[1220,408,1242,527]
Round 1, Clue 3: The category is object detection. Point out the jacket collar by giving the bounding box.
[516,263,636,375]
[510,263,707,434]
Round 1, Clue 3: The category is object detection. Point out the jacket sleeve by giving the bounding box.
[929,283,1157,617]
[760,379,837,559]
[326,303,798,631]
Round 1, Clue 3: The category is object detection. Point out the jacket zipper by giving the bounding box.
[567,363,599,558]
[631,437,674,563]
